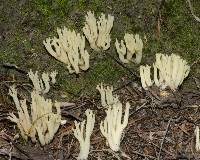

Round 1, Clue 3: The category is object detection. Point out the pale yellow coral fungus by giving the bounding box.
[83,11,114,51]
[43,27,90,74]
[8,86,66,146]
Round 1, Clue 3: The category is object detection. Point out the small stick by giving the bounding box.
[106,52,140,80]
[113,80,133,92]
[157,118,172,160]
[131,150,156,159]
[187,0,200,22]
[3,63,27,74]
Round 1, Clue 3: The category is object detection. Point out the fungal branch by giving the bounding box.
[115,33,143,64]
[43,27,90,74]
[73,109,95,160]
[83,11,114,51]
[140,53,190,91]
[100,102,130,151]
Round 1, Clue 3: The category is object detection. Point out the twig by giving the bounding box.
[60,102,75,108]
[157,118,172,160]
[122,142,131,159]
[57,128,73,160]
[61,110,83,121]
[156,0,166,39]
[90,149,121,160]
[106,52,140,80]
[61,102,87,111]
[129,101,148,116]
[150,141,175,158]
[0,133,33,160]
[0,148,28,160]
[191,57,200,68]
[119,150,131,159]
[131,150,156,159]
[113,80,133,92]
[2,63,27,74]
[186,0,200,22]
[193,77,200,90]
[8,142,13,160]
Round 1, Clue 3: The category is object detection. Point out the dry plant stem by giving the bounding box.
[129,101,148,116]
[187,0,200,22]
[157,118,172,160]
[191,57,200,68]
[0,133,32,160]
[90,149,121,160]
[132,127,175,158]
[156,0,166,39]
[150,142,175,158]
[0,149,28,160]
[131,150,156,159]
[112,80,133,92]
[57,129,74,160]
[2,63,27,74]
[193,77,200,89]
[106,52,140,80]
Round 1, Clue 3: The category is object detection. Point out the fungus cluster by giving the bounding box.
[83,11,114,51]
[7,8,195,160]
[115,33,143,64]
[8,85,66,146]
[140,53,190,91]
[43,27,89,74]
[97,84,130,152]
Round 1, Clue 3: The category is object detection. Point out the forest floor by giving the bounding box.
[0,0,200,159]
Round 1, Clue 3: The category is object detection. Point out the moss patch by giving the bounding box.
[1,0,200,98]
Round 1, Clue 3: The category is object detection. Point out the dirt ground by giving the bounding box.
[0,0,200,159]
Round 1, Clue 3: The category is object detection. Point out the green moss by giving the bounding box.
[1,0,199,97]
[53,55,128,99]
[32,0,71,17]
[88,56,127,83]
[160,0,200,62]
